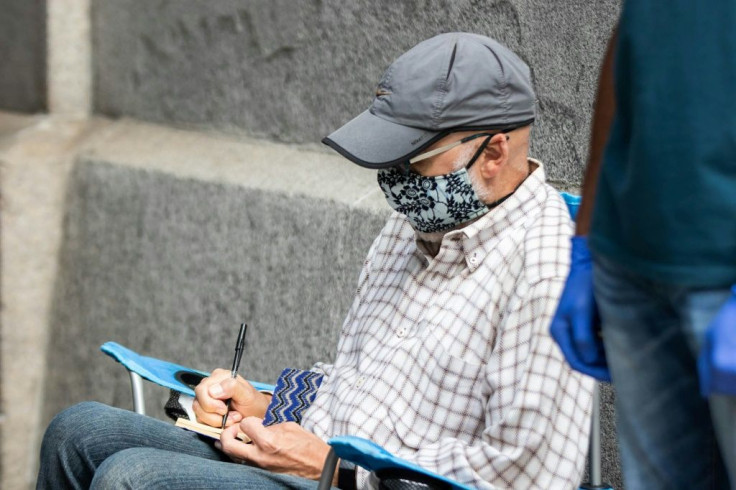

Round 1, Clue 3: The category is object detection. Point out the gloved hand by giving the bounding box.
[550,236,611,382]
[698,285,736,396]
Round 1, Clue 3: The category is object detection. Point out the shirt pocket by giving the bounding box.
[386,329,486,450]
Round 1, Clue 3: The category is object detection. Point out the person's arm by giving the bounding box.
[576,26,618,235]
[396,276,595,488]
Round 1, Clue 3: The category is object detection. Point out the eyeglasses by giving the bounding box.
[408,132,508,166]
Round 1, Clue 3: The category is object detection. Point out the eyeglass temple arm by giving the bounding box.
[408,132,503,165]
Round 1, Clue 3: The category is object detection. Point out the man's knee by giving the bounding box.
[91,449,148,490]
[43,402,106,450]
[41,401,130,467]
[38,402,119,489]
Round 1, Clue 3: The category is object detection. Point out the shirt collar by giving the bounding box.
[447,158,548,271]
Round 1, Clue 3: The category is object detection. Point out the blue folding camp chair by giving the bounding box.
[101,192,612,490]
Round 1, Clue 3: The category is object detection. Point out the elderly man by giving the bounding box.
[37,33,592,490]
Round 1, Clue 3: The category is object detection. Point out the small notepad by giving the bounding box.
[175,418,250,442]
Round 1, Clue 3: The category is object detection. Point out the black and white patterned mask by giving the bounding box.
[377,165,489,233]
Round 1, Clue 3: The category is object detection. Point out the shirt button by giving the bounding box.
[396,327,407,338]
[469,253,479,265]
[355,376,366,388]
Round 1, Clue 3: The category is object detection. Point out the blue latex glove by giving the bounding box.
[698,285,736,396]
[550,236,611,382]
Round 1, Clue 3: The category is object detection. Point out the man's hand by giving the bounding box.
[217,418,331,481]
[550,236,612,382]
[699,286,736,396]
[193,369,271,428]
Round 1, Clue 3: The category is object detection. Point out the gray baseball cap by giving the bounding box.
[323,33,536,169]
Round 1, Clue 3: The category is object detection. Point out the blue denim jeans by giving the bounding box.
[36,401,328,489]
[593,254,736,490]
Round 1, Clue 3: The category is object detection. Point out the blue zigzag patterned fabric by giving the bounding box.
[262,368,324,426]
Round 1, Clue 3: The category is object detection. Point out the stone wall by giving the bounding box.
[92,0,620,185]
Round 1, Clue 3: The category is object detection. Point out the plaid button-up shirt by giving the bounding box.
[302,161,594,489]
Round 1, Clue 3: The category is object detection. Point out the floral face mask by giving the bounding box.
[377,132,521,233]
[377,162,489,234]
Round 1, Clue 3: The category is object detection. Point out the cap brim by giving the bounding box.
[322,110,443,169]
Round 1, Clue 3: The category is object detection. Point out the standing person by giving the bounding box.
[551,1,736,489]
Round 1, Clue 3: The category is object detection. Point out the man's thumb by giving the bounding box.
[209,379,234,400]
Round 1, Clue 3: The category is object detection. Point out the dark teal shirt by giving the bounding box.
[590,0,736,287]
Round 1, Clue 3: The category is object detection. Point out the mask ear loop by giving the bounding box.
[465,133,510,170]
[464,135,493,170]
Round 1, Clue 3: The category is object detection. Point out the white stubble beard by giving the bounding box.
[452,145,493,203]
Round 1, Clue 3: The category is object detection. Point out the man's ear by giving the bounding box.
[477,133,509,179]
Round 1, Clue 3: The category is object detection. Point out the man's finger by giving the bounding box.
[239,416,272,448]
[218,377,249,400]
[193,379,210,402]
[210,368,232,378]
[194,376,229,412]
[196,387,228,414]
[220,423,256,462]
[559,326,611,382]
[192,400,226,427]
[549,312,569,347]
[572,308,599,364]
[551,315,585,367]
[224,410,243,426]
[208,381,233,401]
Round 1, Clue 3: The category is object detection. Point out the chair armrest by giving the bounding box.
[100,341,276,396]
[560,191,581,219]
[326,435,473,490]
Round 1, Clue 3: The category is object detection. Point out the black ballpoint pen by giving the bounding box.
[221,323,247,429]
